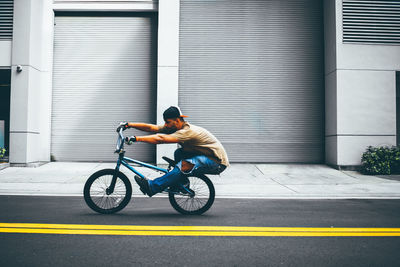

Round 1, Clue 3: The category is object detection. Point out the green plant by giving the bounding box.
[361,146,400,175]
[390,146,400,173]
[0,147,5,159]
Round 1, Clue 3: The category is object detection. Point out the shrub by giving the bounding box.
[391,146,400,173]
[0,147,5,159]
[361,146,400,175]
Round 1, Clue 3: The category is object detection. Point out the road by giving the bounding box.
[1,196,400,266]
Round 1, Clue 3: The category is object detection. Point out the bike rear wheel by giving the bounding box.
[84,169,132,214]
[168,174,215,215]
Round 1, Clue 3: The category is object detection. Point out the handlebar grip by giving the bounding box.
[125,136,137,145]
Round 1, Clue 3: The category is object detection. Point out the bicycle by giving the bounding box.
[83,128,215,215]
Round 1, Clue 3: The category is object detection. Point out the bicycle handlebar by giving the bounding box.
[115,128,125,153]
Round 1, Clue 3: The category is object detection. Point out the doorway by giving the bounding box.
[397,71,400,146]
[0,69,11,159]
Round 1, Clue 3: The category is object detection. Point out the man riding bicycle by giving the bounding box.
[117,106,229,197]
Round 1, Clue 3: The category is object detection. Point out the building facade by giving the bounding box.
[0,0,399,168]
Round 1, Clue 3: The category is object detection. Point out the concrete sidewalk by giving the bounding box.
[0,162,400,198]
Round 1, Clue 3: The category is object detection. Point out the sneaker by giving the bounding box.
[134,175,154,197]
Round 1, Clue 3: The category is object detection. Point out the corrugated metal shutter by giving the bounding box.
[0,0,13,40]
[53,0,156,3]
[52,14,157,162]
[343,0,400,44]
[179,0,324,163]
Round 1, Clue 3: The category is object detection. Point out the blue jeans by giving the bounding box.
[148,149,226,194]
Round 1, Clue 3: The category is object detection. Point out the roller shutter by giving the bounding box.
[52,14,157,162]
[179,0,324,163]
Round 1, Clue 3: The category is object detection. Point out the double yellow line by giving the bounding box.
[1,223,400,237]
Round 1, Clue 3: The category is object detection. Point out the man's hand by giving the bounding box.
[124,136,137,145]
[116,122,129,132]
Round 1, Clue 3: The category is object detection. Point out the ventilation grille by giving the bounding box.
[343,0,400,44]
[0,0,13,40]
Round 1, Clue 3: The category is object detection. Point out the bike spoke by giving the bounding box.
[89,175,127,210]
[173,176,211,212]
[84,170,132,214]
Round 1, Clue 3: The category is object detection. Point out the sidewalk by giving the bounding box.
[1,162,400,198]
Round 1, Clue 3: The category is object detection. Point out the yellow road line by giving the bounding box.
[1,223,400,232]
[1,228,400,237]
[1,223,400,237]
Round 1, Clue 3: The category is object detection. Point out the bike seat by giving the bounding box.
[162,156,177,166]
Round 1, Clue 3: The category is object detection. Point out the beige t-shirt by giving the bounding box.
[159,122,229,166]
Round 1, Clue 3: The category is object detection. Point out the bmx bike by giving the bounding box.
[83,128,215,215]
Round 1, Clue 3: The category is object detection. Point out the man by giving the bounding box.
[117,106,229,197]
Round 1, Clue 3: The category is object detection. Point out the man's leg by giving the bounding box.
[174,148,184,163]
[174,148,198,164]
[181,160,195,173]
[139,155,221,196]
[148,166,186,194]
[179,155,224,176]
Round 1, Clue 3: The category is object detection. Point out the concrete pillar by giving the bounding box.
[324,0,339,167]
[9,0,53,166]
[324,0,399,168]
[156,0,180,164]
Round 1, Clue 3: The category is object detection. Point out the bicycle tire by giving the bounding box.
[168,174,215,215]
[84,169,132,214]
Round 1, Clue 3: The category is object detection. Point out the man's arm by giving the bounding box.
[136,134,179,144]
[128,123,160,133]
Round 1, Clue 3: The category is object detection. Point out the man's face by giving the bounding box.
[164,118,182,133]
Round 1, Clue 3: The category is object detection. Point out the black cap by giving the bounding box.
[163,106,188,121]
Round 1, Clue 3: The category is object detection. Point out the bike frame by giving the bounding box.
[108,129,168,194]
[117,154,168,179]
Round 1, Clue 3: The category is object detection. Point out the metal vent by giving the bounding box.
[0,0,13,40]
[343,0,400,44]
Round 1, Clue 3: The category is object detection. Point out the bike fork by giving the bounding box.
[107,157,122,195]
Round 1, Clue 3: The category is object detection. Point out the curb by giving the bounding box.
[0,163,9,171]
[1,193,400,199]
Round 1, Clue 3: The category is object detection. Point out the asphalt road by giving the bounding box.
[1,196,400,266]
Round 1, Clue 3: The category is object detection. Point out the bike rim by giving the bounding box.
[90,175,127,210]
[173,177,210,212]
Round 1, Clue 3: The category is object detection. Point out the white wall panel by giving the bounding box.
[337,70,396,135]
[0,41,12,66]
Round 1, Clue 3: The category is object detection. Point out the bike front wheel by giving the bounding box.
[168,174,215,215]
[84,169,132,214]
